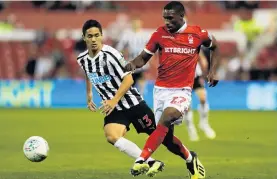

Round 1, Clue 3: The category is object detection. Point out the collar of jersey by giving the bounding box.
[87,45,106,61]
[176,22,187,33]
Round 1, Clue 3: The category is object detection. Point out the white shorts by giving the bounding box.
[153,87,192,125]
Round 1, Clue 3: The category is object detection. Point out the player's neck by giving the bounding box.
[177,21,186,31]
[89,44,103,58]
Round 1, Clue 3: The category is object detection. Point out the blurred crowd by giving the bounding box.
[218,8,277,81]
[0,1,274,12]
[0,1,276,82]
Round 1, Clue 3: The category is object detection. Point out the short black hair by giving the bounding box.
[164,1,185,16]
[82,19,102,36]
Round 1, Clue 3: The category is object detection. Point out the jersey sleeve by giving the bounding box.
[144,29,160,55]
[198,27,213,48]
[76,51,88,73]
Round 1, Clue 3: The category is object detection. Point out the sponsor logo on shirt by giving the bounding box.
[162,36,174,39]
[87,73,111,84]
[164,47,196,54]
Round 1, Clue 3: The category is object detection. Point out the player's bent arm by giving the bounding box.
[199,50,208,75]
[125,51,152,72]
[86,75,93,102]
[204,35,219,75]
[113,73,134,103]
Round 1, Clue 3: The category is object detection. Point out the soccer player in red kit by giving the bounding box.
[125,1,219,178]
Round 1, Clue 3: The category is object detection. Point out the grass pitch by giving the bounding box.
[0,109,276,179]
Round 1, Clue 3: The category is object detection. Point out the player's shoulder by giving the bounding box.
[102,45,123,59]
[186,25,207,34]
[77,50,88,60]
[102,44,120,54]
[152,26,167,35]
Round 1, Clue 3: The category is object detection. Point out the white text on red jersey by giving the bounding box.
[164,47,196,54]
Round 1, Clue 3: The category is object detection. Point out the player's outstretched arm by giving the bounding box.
[86,75,97,111]
[124,51,152,72]
[205,35,220,87]
[100,73,134,115]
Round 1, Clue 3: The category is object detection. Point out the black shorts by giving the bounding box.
[132,71,144,85]
[104,101,156,134]
[193,76,205,90]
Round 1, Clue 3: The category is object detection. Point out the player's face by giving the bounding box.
[132,19,142,31]
[163,9,183,33]
[83,27,103,51]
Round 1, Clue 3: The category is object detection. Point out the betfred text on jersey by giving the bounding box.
[164,47,196,54]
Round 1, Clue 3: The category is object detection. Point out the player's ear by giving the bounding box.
[82,34,85,41]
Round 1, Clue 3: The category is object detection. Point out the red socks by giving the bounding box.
[172,135,191,160]
[140,124,169,160]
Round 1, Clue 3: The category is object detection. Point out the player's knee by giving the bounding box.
[159,107,182,126]
[197,90,207,104]
[199,98,206,105]
[106,134,121,145]
[199,93,206,104]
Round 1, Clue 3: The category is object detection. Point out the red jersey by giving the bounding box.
[144,23,212,88]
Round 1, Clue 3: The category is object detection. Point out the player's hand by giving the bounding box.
[124,62,136,72]
[87,101,97,112]
[99,99,117,116]
[207,72,219,87]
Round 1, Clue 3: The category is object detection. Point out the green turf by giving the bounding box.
[0,109,276,179]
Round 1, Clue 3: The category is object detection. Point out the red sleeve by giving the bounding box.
[197,27,212,48]
[144,29,160,55]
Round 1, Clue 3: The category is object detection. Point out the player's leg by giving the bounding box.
[162,125,190,160]
[104,110,156,162]
[136,89,192,162]
[163,128,205,178]
[183,106,199,141]
[183,77,200,141]
[195,87,216,139]
[129,101,165,177]
[132,89,205,178]
[131,100,198,177]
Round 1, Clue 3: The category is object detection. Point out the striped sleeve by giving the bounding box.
[76,50,88,71]
[107,52,131,79]
[102,47,131,79]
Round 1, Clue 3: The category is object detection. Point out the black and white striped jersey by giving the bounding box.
[116,29,150,60]
[116,29,151,73]
[77,45,143,111]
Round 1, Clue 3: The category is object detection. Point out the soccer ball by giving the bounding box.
[23,136,49,162]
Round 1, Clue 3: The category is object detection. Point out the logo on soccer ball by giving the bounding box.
[188,34,193,44]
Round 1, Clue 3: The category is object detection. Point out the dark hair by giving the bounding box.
[82,19,102,35]
[164,1,185,16]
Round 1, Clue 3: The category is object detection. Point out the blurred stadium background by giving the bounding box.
[0,1,276,179]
